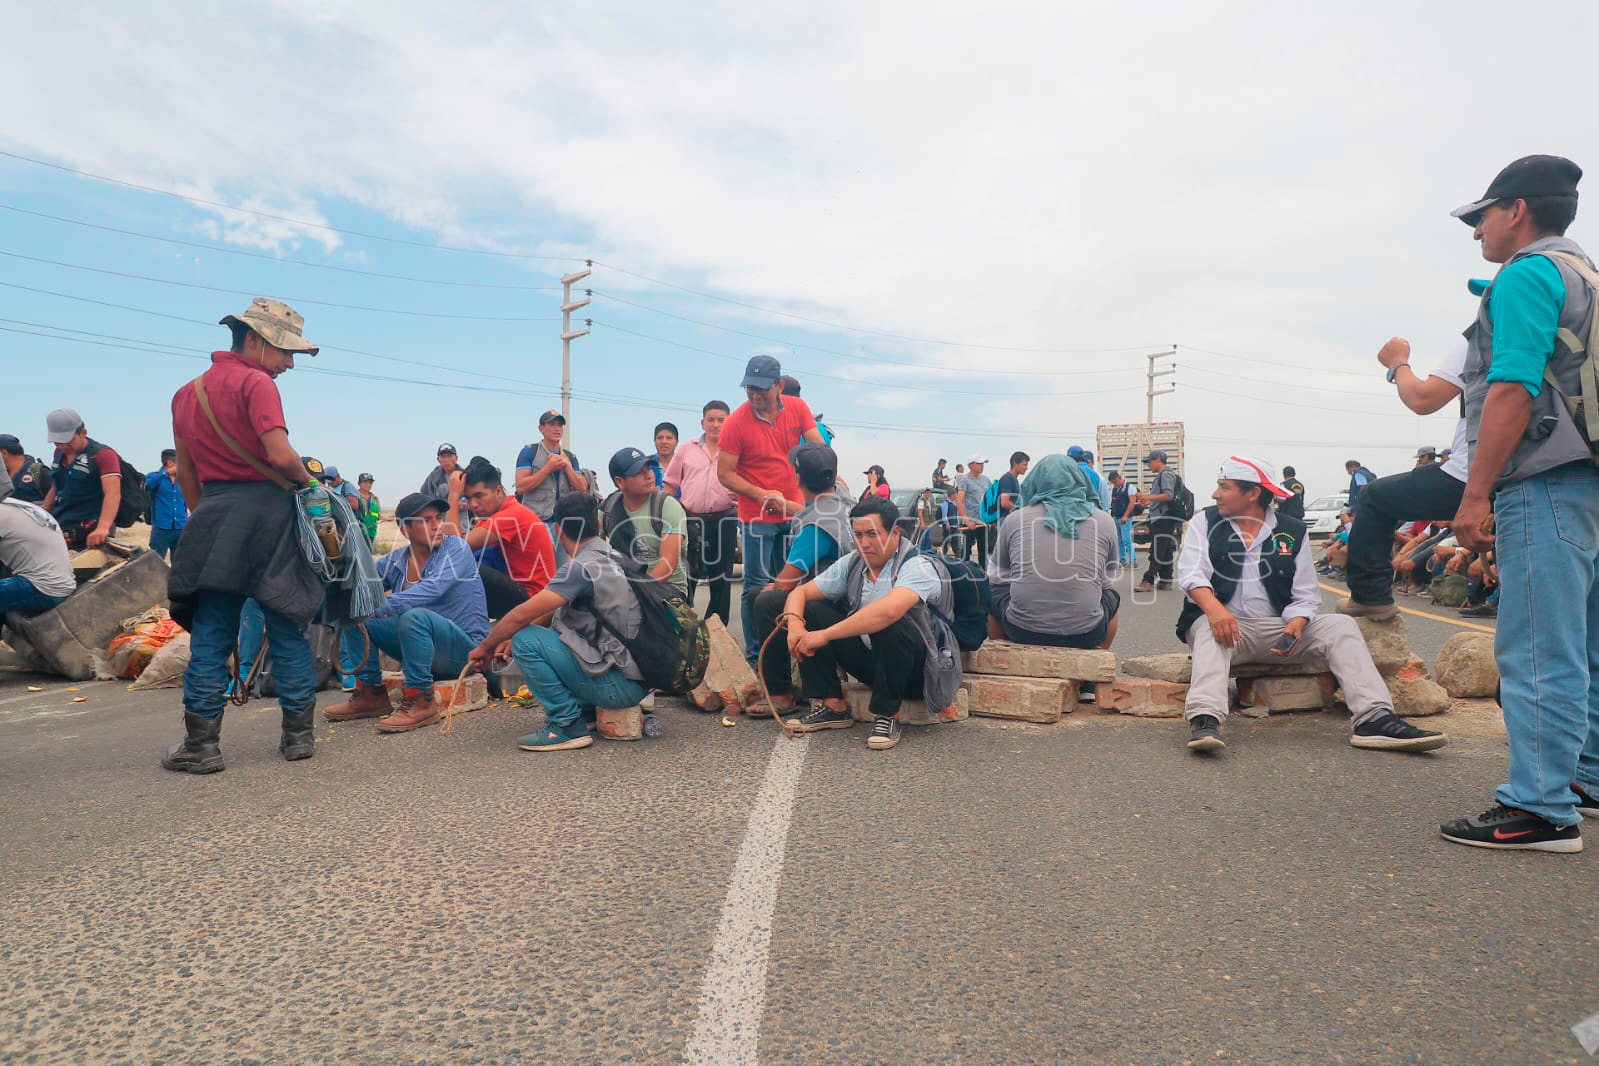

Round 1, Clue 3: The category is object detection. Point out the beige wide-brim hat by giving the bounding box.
[220,297,319,354]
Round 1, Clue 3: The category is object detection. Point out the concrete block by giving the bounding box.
[1098,679,1188,718]
[1121,652,1332,684]
[1235,674,1335,712]
[841,682,969,725]
[704,616,760,709]
[4,550,171,681]
[380,671,488,714]
[961,676,1076,724]
[595,705,643,740]
[960,641,1115,682]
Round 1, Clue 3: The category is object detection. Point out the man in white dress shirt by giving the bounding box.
[1175,455,1450,755]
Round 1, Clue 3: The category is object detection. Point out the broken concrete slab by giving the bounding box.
[1235,674,1336,712]
[960,642,1115,682]
[961,676,1077,724]
[1120,652,1332,684]
[704,616,760,709]
[4,550,171,681]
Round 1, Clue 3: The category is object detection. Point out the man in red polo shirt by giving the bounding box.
[164,298,328,775]
[717,355,825,659]
[447,459,557,597]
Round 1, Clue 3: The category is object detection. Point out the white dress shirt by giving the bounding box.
[1177,508,1320,622]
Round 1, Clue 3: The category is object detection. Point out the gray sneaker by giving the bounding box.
[1187,714,1225,752]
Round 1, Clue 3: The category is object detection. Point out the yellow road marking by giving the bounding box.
[1318,581,1496,634]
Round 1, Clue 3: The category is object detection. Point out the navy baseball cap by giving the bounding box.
[0,433,21,453]
[539,410,566,426]
[395,492,448,522]
[741,354,783,389]
[790,443,838,484]
[609,447,651,479]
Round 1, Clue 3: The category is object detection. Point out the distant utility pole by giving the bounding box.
[1146,348,1176,423]
[560,264,592,445]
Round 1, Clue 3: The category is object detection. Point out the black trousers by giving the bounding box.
[1140,516,1182,584]
[792,600,926,718]
[962,522,995,568]
[685,508,738,626]
[1348,463,1465,606]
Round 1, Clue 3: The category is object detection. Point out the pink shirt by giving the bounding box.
[665,437,736,514]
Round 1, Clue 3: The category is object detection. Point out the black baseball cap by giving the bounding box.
[395,492,447,522]
[358,472,375,482]
[437,442,457,456]
[0,433,22,454]
[1452,155,1582,226]
[741,354,783,389]
[789,443,838,485]
[539,410,566,426]
[609,447,651,479]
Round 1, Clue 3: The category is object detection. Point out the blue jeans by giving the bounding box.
[349,608,475,691]
[1116,518,1136,566]
[739,520,791,659]
[149,527,183,561]
[0,575,67,615]
[1492,463,1599,826]
[510,623,645,729]
[184,591,315,720]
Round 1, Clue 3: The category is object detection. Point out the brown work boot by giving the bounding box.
[376,687,440,733]
[1335,597,1399,622]
[324,681,393,721]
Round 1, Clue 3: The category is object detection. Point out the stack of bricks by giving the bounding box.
[957,642,1116,724]
[687,616,764,715]
[1113,653,1340,719]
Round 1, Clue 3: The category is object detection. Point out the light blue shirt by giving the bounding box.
[813,550,942,607]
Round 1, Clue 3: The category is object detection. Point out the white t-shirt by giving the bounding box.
[0,498,76,598]
[1429,340,1470,483]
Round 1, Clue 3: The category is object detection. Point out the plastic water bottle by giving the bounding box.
[301,486,342,562]
[641,713,663,738]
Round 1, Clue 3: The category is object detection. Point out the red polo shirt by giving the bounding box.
[484,496,557,595]
[171,352,289,482]
[718,396,816,523]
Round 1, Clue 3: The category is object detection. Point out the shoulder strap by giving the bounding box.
[650,489,666,536]
[191,375,296,491]
[1539,251,1599,445]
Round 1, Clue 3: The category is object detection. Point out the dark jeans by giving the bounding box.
[1140,516,1182,584]
[992,585,1119,648]
[183,591,315,721]
[962,523,995,568]
[0,575,68,616]
[793,600,926,718]
[478,563,529,619]
[1347,463,1465,606]
[149,527,183,561]
[687,508,738,626]
[752,585,798,694]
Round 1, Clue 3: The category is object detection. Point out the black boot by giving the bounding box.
[161,712,225,774]
[280,707,316,761]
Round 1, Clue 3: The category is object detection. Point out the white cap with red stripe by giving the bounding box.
[1220,455,1292,498]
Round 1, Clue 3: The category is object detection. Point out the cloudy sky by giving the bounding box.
[2,1,1596,504]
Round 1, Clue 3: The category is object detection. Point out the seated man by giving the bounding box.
[1176,456,1448,755]
[326,493,489,732]
[602,447,689,598]
[0,494,76,617]
[448,459,557,598]
[751,443,855,716]
[776,496,963,752]
[987,453,1119,650]
[466,494,647,753]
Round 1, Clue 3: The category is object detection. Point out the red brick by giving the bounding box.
[841,682,969,725]
[380,672,488,714]
[961,676,1075,724]
[595,705,643,740]
[1098,679,1188,718]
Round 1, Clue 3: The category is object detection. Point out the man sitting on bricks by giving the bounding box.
[776,495,963,751]
[326,492,489,733]
[465,493,648,753]
[750,443,855,717]
[1176,456,1449,755]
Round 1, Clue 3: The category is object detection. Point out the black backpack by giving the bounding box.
[587,552,709,694]
[919,551,990,651]
[602,489,666,564]
[1168,474,1195,522]
[86,443,151,528]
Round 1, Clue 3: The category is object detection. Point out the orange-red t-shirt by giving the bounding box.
[718,396,816,523]
[484,497,556,594]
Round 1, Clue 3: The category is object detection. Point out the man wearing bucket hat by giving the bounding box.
[163,298,328,775]
[1175,456,1448,757]
[1433,155,1599,853]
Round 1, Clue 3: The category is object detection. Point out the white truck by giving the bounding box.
[1095,421,1185,496]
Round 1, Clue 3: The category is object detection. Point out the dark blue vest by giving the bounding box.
[1175,507,1306,642]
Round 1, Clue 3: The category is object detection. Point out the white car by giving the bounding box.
[1303,492,1350,539]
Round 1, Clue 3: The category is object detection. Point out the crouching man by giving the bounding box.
[465,493,647,753]
[1177,456,1448,755]
[777,495,962,751]
[325,492,489,732]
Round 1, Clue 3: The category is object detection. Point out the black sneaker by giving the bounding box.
[1350,712,1448,752]
[1187,714,1225,752]
[1574,783,1599,820]
[1440,804,1583,853]
[785,702,853,732]
[1458,603,1497,617]
[867,715,902,750]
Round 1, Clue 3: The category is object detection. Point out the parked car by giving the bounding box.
[1304,492,1350,539]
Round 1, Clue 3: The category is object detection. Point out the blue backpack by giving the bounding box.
[978,480,1003,524]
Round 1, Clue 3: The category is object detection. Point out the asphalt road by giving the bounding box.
[5,578,1595,1065]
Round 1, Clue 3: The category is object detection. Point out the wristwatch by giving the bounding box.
[1385,362,1409,384]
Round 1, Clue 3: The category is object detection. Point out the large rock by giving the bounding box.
[1353,614,1415,675]
[1435,632,1499,699]
[1383,661,1450,717]
[1121,653,1331,684]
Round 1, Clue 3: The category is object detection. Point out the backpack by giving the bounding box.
[1539,250,1599,466]
[86,443,151,528]
[1168,474,1195,521]
[587,553,709,693]
[978,480,1003,524]
[849,546,989,652]
[602,489,666,564]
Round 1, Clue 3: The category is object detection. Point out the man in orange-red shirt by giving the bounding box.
[447,459,557,598]
[717,355,825,659]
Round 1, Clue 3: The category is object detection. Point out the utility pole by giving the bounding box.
[1146,348,1176,423]
[559,264,592,446]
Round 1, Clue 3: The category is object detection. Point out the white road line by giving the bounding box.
[684,734,810,1066]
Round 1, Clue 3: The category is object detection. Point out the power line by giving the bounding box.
[1179,381,1433,418]
[0,204,563,291]
[0,149,587,264]
[0,249,560,322]
[1177,344,1383,382]
[1176,361,1393,399]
